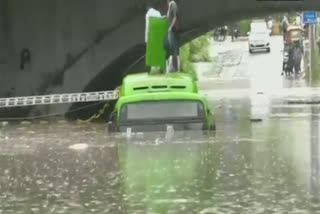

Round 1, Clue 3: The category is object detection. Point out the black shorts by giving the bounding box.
[165,31,180,60]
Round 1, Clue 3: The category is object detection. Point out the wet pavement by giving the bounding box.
[1,36,320,213]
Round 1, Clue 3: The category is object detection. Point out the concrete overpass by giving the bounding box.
[0,0,319,120]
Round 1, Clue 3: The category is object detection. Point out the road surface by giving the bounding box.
[0,36,320,214]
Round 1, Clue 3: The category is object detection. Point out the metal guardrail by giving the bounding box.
[0,90,119,108]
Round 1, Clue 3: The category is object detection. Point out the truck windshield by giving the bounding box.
[120,100,205,123]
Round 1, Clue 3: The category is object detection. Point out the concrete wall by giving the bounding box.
[0,0,148,95]
[0,0,320,119]
[0,0,152,118]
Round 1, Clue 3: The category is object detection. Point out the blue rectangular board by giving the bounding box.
[303,11,318,24]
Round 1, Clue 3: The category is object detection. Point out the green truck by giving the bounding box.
[109,72,215,132]
[108,17,214,132]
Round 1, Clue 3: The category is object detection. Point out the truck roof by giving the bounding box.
[115,92,208,112]
[119,72,198,97]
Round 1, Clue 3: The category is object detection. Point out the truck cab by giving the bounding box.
[109,72,215,132]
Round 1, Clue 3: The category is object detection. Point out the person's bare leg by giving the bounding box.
[166,56,172,74]
[166,59,169,74]
[172,55,178,72]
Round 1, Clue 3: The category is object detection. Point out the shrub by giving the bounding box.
[180,44,197,81]
[239,19,251,36]
[189,33,212,62]
[179,33,213,81]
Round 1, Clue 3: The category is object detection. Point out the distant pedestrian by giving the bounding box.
[286,45,294,75]
[304,23,309,38]
[281,15,289,41]
[293,41,303,74]
[231,23,239,41]
[267,17,273,36]
[295,13,302,26]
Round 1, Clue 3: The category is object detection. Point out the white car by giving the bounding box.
[248,21,271,53]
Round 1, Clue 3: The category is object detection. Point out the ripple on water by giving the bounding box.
[68,143,89,151]
[0,119,319,213]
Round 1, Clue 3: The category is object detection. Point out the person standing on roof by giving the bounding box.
[164,0,180,73]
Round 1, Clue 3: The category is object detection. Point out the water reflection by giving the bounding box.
[117,142,202,213]
[117,138,257,214]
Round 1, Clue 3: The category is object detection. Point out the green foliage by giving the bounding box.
[189,33,212,63]
[180,44,197,81]
[239,19,251,36]
[179,33,213,81]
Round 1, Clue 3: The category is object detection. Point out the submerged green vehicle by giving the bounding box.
[109,72,215,132]
[108,17,214,132]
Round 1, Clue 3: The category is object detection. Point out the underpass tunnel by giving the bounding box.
[66,8,315,121]
[1,0,315,120]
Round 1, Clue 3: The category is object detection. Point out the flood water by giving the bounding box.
[0,98,320,214]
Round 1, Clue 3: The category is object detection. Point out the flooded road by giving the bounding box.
[1,36,320,213]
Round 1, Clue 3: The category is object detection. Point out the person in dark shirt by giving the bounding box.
[164,0,180,72]
[293,41,302,75]
[286,44,294,76]
[281,15,289,41]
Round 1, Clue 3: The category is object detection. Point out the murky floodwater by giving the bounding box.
[0,98,320,214]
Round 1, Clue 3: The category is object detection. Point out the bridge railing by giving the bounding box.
[0,90,119,108]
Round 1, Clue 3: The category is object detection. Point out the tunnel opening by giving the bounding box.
[63,2,320,121]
